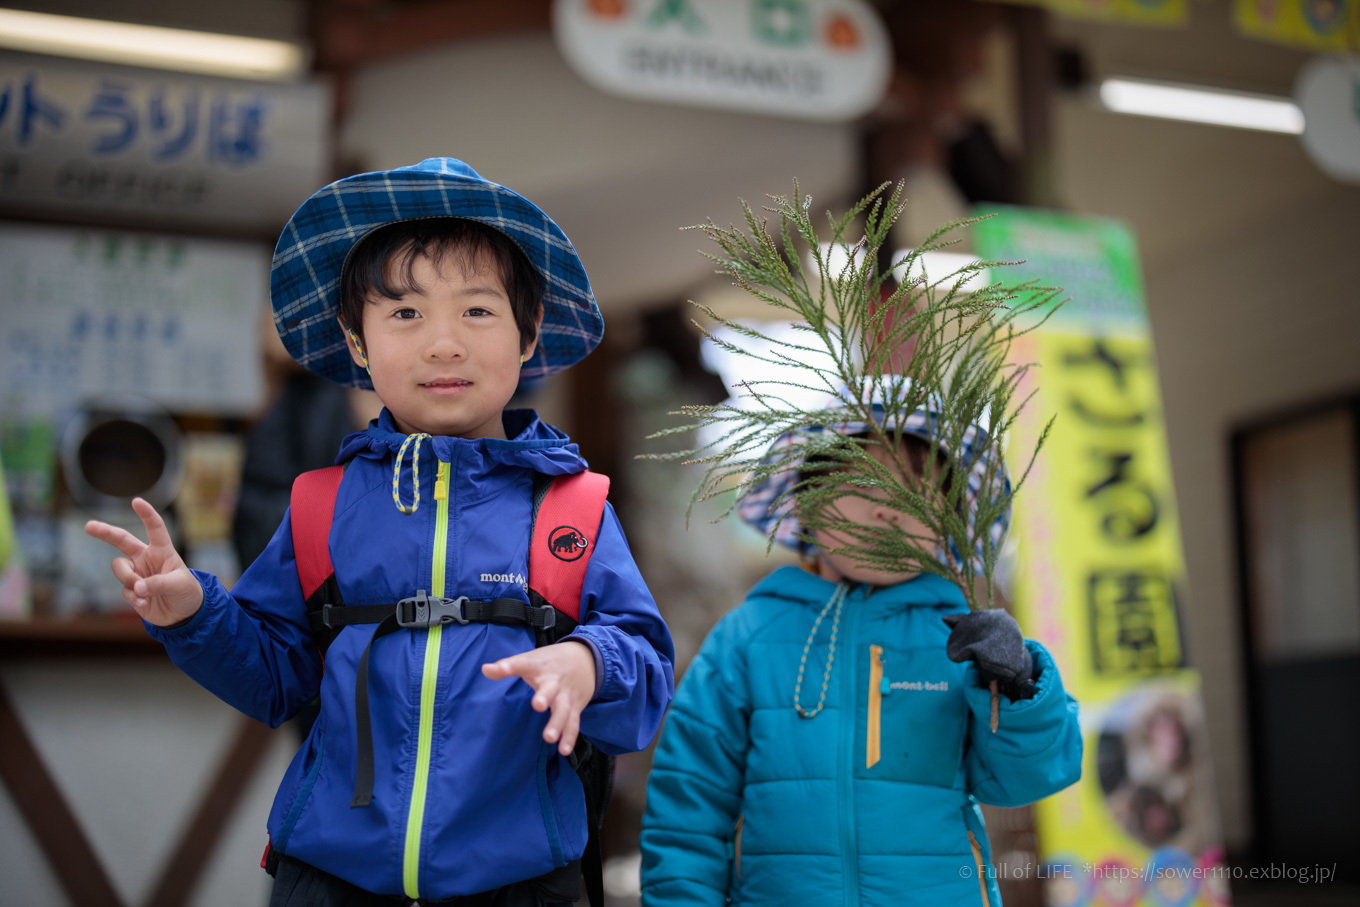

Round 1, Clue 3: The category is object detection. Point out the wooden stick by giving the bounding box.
[989,680,999,733]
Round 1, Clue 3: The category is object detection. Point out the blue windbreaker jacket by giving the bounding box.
[147,409,675,899]
[640,566,1081,907]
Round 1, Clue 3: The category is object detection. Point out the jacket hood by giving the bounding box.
[750,564,968,611]
[336,408,587,478]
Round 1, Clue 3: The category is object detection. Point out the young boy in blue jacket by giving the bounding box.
[86,158,675,906]
[640,407,1081,907]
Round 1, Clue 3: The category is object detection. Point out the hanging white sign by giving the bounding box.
[0,51,330,232]
[1295,55,1360,185]
[552,0,891,121]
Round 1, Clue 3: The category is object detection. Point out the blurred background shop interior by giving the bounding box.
[0,1,1357,905]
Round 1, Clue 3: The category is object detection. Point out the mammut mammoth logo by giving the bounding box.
[548,525,589,561]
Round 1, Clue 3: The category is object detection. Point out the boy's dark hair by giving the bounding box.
[340,218,543,353]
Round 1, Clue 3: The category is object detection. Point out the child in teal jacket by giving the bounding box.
[640,406,1082,906]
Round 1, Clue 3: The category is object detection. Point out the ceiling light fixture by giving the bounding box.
[0,7,307,81]
[1099,77,1304,134]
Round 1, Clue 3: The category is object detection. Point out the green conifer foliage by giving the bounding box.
[646,180,1063,611]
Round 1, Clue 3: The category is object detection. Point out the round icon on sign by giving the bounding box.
[1091,858,1142,907]
[548,525,589,561]
[587,0,628,19]
[825,14,860,50]
[1303,0,1345,35]
[1145,848,1199,907]
[1042,855,1093,907]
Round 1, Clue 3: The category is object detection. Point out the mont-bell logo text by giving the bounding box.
[481,572,526,585]
[889,680,949,692]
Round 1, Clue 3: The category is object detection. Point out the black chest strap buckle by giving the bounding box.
[395,590,470,628]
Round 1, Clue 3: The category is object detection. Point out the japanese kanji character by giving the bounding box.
[207,95,267,164]
[1,74,67,145]
[1062,338,1151,426]
[1086,449,1159,540]
[1088,568,1182,674]
[86,80,138,155]
[149,87,199,160]
[646,0,706,33]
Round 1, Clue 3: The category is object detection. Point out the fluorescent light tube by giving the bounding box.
[0,8,307,81]
[1099,78,1304,134]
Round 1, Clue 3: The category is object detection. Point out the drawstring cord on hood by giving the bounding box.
[793,582,848,719]
[392,432,433,514]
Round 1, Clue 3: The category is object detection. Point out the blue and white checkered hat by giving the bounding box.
[270,158,604,389]
[735,401,1011,571]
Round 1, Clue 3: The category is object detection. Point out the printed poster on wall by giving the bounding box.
[973,208,1231,907]
[0,221,266,415]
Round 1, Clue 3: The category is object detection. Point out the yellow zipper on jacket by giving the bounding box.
[867,645,883,769]
[733,814,744,880]
[403,460,450,898]
[967,830,991,906]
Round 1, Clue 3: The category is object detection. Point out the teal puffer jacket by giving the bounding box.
[641,566,1082,907]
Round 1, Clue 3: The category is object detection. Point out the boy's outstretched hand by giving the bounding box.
[84,497,204,627]
[482,642,597,756]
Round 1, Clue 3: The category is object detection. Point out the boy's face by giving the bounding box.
[814,441,935,587]
[342,250,539,439]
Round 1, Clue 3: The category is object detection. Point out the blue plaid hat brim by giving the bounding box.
[271,158,603,389]
[735,406,1011,571]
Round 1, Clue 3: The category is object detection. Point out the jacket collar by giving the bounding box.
[751,564,967,610]
[335,408,587,478]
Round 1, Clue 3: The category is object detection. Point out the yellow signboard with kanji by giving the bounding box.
[993,0,1188,27]
[1234,0,1360,52]
[975,208,1229,907]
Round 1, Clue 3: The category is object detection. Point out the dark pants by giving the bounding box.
[268,854,581,907]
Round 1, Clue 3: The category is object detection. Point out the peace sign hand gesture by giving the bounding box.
[85,497,204,627]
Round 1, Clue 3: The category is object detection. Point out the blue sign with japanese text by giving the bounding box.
[0,52,329,231]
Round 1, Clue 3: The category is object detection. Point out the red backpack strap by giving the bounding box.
[529,470,610,624]
[290,465,345,604]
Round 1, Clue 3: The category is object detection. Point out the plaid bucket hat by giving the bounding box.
[735,402,1011,571]
[270,158,604,389]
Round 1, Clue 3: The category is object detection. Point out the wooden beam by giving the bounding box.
[0,618,163,660]
[145,716,278,907]
[0,682,128,907]
[320,0,552,70]
[1008,4,1057,208]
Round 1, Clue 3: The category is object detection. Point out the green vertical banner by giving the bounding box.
[973,208,1231,907]
[0,456,12,572]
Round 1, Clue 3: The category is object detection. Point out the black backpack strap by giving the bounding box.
[350,612,401,808]
[306,595,558,634]
[570,738,614,907]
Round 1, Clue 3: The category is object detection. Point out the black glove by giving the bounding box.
[942,609,1037,701]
